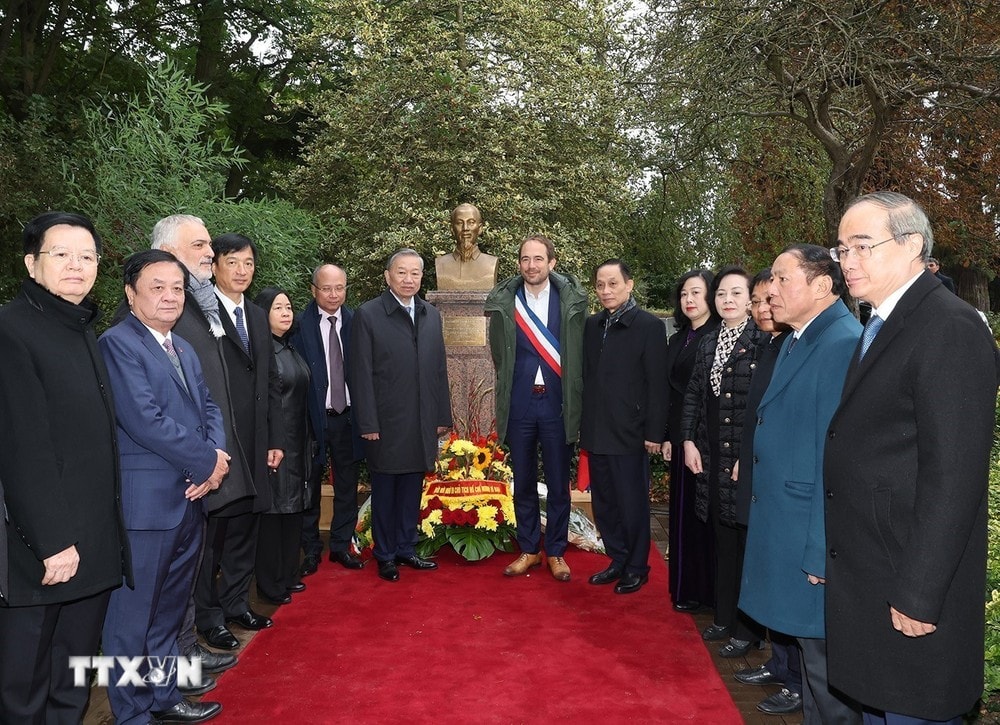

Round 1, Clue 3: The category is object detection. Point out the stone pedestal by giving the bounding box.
[426,289,496,437]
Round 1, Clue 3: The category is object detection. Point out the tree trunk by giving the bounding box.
[955,266,990,312]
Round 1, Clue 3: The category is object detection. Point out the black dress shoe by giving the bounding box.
[614,572,648,594]
[378,560,400,581]
[151,698,222,723]
[718,637,763,658]
[199,626,239,651]
[757,688,803,715]
[588,565,623,585]
[178,675,216,697]
[395,554,437,570]
[225,610,273,631]
[330,550,364,569]
[734,664,783,686]
[258,592,292,605]
[288,582,306,593]
[299,555,320,577]
[672,600,700,612]
[190,644,237,674]
[701,623,730,641]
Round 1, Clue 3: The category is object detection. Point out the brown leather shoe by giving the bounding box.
[503,552,542,577]
[547,556,571,582]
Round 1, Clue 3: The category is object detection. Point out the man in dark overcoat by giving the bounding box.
[348,249,452,582]
[825,192,999,724]
[580,259,667,594]
[0,211,130,721]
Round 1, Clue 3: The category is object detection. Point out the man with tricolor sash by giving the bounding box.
[485,235,587,581]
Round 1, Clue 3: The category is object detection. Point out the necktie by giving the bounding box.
[787,335,798,354]
[327,315,347,413]
[162,337,189,394]
[405,305,414,323]
[860,313,883,360]
[234,306,250,354]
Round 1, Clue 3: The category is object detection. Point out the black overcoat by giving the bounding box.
[824,272,999,720]
[580,305,669,453]
[0,280,131,606]
[265,336,313,514]
[348,290,452,473]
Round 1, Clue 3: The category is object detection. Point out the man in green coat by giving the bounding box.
[484,235,587,581]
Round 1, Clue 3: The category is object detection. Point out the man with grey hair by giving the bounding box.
[825,192,998,724]
[348,249,452,582]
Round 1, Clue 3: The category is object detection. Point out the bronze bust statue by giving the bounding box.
[435,203,498,290]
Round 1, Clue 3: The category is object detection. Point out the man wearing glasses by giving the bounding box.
[824,192,999,725]
[0,212,129,721]
[292,264,366,575]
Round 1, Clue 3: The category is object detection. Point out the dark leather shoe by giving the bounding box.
[299,555,320,577]
[178,675,216,697]
[734,664,783,686]
[378,560,399,581]
[190,643,237,674]
[225,610,273,631]
[672,600,700,612]
[395,555,437,570]
[151,698,222,723]
[757,688,803,715]
[258,592,292,605]
[199,626,238,651]
[588,565,623,585]
[288,582,306,593]
[718,637,763,658]
[614,572,648,594]
[701,623,730,641]
[330,550,364,569]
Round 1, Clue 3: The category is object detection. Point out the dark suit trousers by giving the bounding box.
[588,452,651,575]
[103,502,202,725]
[195,511,259,630]
[0,588,111,725]
[369,471,423,562]
[798,636,862,725]
[766,631,802,696]
[256,512,304,599]
[862,710,962,725]
[507,392,572,556]
[301,408,359,557]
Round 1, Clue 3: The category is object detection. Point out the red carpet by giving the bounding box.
[211,547,740,723]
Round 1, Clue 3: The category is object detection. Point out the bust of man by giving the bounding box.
[435,203,498,290]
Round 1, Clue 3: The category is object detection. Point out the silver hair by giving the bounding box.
[385,248,424,271]
[151,214,205,249]
[846,192,934,261]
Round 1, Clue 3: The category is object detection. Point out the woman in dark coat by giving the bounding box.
[253,287,314,604]
[681,266,763,657]
[662,269,719,612]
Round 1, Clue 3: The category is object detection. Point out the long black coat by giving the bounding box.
[348,290,452,473]
[168,296,282,514]
[680,319,762,526]
[663,320,719,444]
[824,272,999,720]
[0,280,130,606]
[580,305,668,453]
[265,336,312,514]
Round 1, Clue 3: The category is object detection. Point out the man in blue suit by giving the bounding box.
[739,244,863,725]
[100,250,230,725]
[292,263,365,575]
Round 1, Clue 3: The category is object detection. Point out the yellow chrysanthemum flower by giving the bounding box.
[476,505,499,531]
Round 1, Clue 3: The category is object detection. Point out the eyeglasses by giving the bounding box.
[830,233,914,262]
[37,248,101,266]
[312,284,348,294]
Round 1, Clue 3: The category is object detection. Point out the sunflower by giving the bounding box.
[472,447,492,471]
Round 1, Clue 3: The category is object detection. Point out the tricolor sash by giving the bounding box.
[514,288,561,377]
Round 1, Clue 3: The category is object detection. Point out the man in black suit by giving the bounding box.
[825,192,999,724]
[348,249,452,582]
[0,212,129,722]
[100,249,228,725]
[292,264,365,575]
[192,233,284,645]
[926,257,956,293]
[580,259,667,595]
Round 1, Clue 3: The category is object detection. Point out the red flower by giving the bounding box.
[468,509,479,524]
[427,497,444,511]
[441,509,454,525]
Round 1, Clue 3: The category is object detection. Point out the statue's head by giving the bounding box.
[450,203,484,259]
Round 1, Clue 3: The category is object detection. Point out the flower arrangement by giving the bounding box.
[415,432,517,561]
